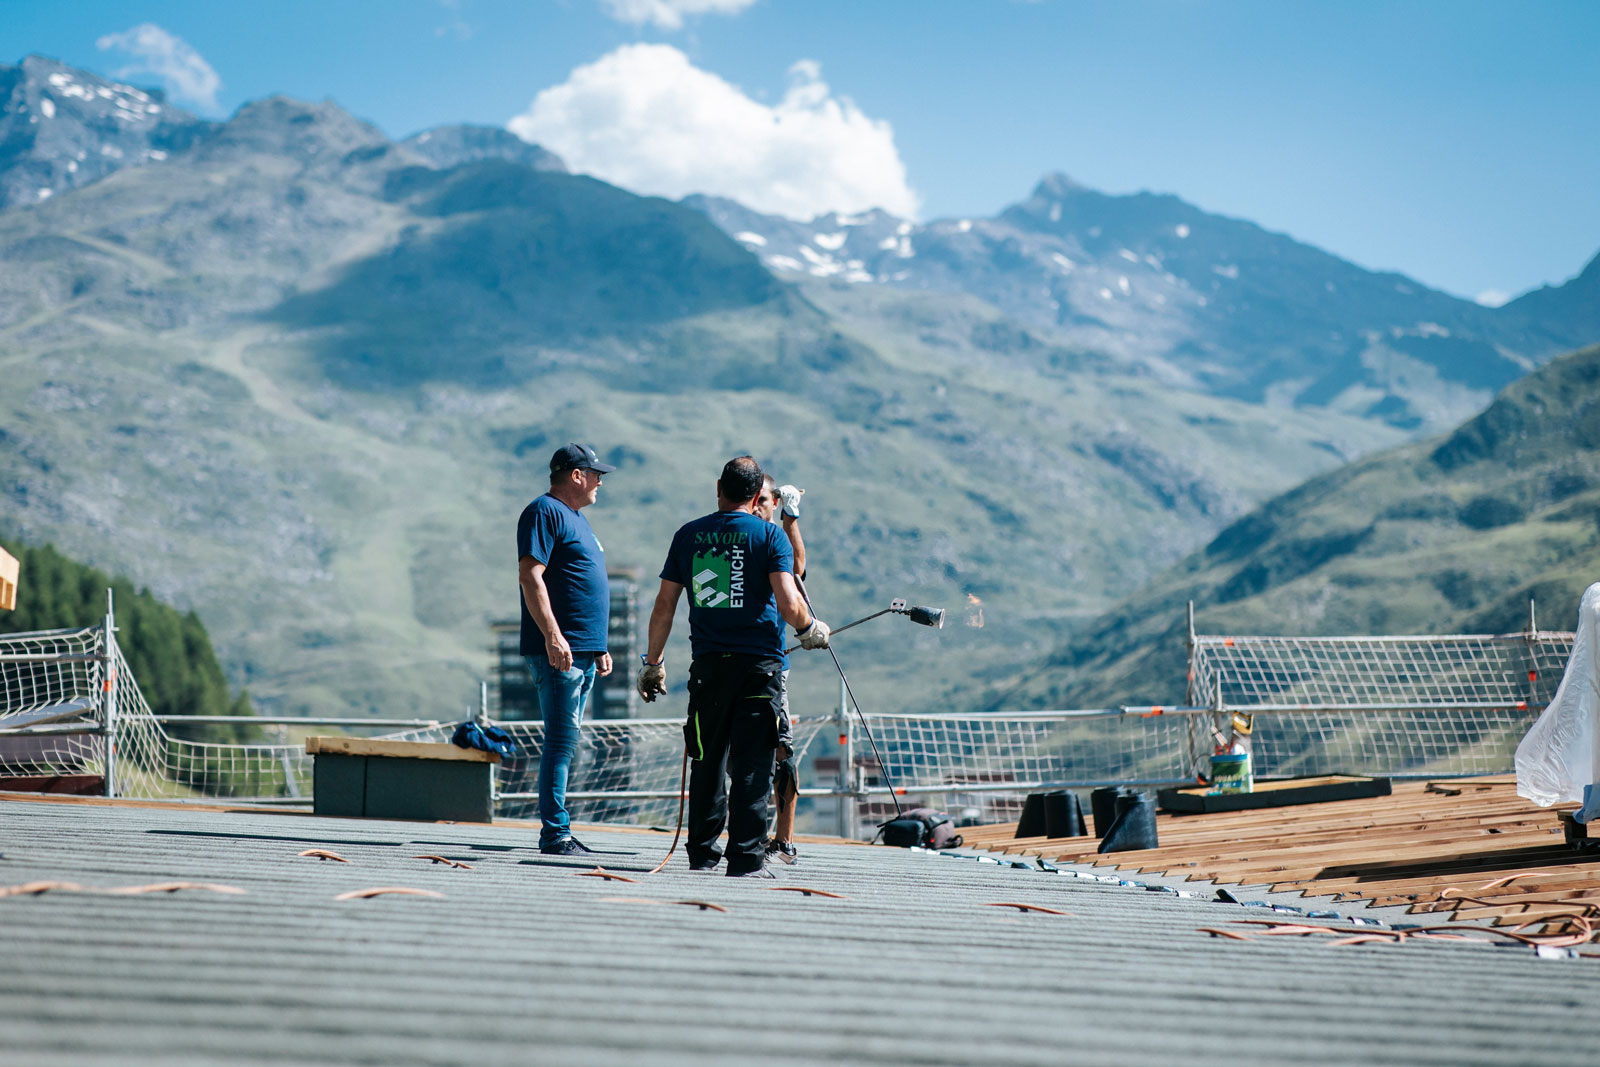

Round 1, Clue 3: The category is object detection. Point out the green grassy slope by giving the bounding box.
[987,342,1600,711]
[273,162,801,389]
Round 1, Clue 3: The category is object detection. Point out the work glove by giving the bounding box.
[795,617,830,650]
[637,662,666,703]
[777,484,804,519]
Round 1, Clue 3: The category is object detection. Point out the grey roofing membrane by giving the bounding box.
[2,796,1598,1067]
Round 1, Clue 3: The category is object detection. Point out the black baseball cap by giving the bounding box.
[549,442,617,475]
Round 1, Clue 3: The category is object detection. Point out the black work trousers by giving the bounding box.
[684,653,782,875]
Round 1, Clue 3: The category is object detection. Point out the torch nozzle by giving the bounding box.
[898,604,945,629]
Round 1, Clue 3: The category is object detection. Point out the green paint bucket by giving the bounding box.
[1209,751,1253,794]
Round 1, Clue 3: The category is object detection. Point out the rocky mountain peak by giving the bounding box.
[1030,171,1093,200]
[0,54,208,210]
[192,95,392,169]
[13,53,163,103]
[1500,249,1600,354]
[1005,172,1124,233]
[399,124,566,172]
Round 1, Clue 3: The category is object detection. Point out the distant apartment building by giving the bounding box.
[491,566,642,721]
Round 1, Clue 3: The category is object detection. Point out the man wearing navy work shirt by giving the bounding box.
[636,455,830,878]
[518,442,617,857]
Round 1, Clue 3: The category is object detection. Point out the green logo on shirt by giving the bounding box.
[691,547,745,609]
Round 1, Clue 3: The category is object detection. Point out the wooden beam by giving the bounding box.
[304,736,497,763]
[0,546,16,612]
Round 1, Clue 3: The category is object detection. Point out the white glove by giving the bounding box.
[777,484,804,518]
[796,617,830,650]
[637,662,666,703]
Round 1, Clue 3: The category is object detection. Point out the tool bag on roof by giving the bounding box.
[877,807,963,849]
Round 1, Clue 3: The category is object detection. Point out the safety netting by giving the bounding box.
[0,626,106,781]
[831,629,1577,827]
[0,625,825,822]
[852,710,1200,826]
[480,716,831,826]
[2,621,1579,830]
[0,627,102,713]
[1188,630,1574,780]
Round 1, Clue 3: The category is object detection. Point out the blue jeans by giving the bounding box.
[525,653,598,847]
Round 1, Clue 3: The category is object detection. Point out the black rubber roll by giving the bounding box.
[1090,786,1121,838]
[1042,791,1087,838]
[1015,792,1047,837]
[1096,790,1159,853]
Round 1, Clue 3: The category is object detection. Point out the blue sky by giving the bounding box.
[5,0,1597,304]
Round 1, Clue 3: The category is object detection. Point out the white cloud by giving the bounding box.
[1475,289,1511,308]
[435,0,473,39]
[597,0,758,31]
[508,45,919,221]
[95,23,221,113]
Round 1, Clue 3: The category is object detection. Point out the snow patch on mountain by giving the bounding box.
[0,55,208,212]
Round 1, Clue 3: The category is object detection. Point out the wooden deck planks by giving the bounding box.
[964,777,1596,929]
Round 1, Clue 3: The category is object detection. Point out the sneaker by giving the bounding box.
[540,838,589,857]
[689,856,721,871]
[765,839,798,865]
[727,865,775,879]
[566,836,596,854]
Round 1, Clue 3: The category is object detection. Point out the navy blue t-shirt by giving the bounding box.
[518,494,609,657]
[660,510,794,665]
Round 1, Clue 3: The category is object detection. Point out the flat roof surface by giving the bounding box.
[2,792,1598,1065]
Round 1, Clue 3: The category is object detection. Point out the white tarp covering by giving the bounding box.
[1516,582,1600,821]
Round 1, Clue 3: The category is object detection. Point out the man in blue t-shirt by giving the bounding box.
[518,442,617,856]
[636,455,831,877]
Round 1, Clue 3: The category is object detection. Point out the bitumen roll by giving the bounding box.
[1097,790,1159,853]
[1042,791,1087,838]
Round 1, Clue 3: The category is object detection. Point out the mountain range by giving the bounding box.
[1,53,1597,724]
[687,182,1600,436]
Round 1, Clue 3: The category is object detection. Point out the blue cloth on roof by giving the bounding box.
[452,721,519,761]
